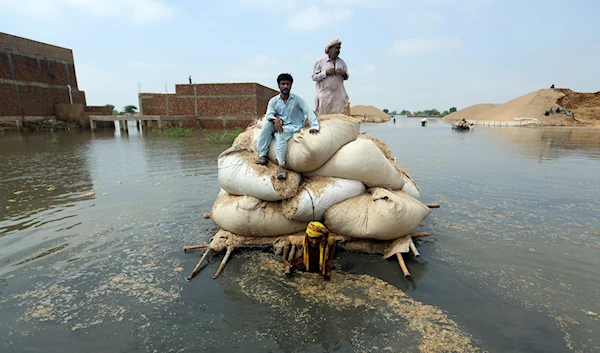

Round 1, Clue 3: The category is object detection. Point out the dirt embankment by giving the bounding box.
[442,104,498,121]
[556,89,600,125]
[443,88,600,126]
[350,105,391,123]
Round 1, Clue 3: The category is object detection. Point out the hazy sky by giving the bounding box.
[1,0,599,112]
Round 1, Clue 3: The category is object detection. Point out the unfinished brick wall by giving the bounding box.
[0,32,85,119]
[0,83,21,116]
[56,103,84,122]
[0,32,74,63]
[85,106,112,114]
[72,90,86,105]
[12,54,41,83]
[140,83,277,117]
[19,86,46,116]
[0,53,11,79]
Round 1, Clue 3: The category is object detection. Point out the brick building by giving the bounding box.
[139,82,279,128]
[0,32,110,127]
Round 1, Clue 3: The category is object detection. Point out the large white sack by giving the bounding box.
[282,176,366,221]
[232,122,260,152]
[218,146,301,201]
[211,192,308,237]
[324,188,431,240]
[305,138,405,190]
[267,115,361,173]
[401,174,420,199]
[357,135,421,199]
[358,135,392,159]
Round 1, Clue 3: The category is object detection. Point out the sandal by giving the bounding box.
[276,169,288,180]
[255,156,268,165]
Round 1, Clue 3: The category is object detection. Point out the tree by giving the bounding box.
[442,110,449,116]
[400,110,411,116]
[390,110,397,115]
[383,108,389,114]
[106,104,118,115]
[449,107,457,113]
[123,105,138,114]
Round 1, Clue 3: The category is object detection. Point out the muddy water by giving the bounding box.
[1,120,599,352]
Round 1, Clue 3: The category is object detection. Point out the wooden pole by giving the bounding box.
[425,203,440,208]
[285,245,296,275]
[213,247,233,279]
[410,232,430,238]
[396,253,411,278]
[183,244,209,252]
[187,249,210,280]
[287,245,296,262]
[409,240,420,258]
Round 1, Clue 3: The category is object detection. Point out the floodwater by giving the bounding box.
[1,119,599,353]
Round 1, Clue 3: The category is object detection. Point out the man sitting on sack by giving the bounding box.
[255,73,320,180]
[282,221,337,281]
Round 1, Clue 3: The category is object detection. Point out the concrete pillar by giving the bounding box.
[90,119,96,130]
[15,119,23,131]
[158,118,163,131]
[179,120,183,128]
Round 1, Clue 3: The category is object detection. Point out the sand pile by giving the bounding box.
[481,89,566,121]
[556,89,600,124]
[350,105,391,123]
[443,88,599,126]
[442,104,498,121]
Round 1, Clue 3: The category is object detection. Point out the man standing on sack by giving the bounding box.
[255,73,320,180]
[312,38,349,116]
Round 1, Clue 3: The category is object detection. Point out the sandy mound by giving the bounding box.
[556,89,600,124]
[350,105,390,123]
[443,88,600,126]
[442,104,498,121]
[478,89,566,122]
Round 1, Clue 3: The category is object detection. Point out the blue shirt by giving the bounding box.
[265,93,320,131]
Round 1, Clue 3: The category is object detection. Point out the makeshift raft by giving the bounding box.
[185,114,439,281]
[185,203,439,280]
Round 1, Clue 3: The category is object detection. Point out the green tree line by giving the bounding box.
[383,107,457,117]
[106,104,138,115]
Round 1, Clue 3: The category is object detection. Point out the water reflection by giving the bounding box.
[490,127,600,160]
[1,120,599,353]
[1,131,94,235]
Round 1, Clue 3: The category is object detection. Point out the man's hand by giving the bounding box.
[273,117,283,133]
[326,68,335,76]
[284,259,291,268]
[335,68,347,78]
[309,129,319,135]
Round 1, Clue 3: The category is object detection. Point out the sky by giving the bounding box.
[1,0,599,113]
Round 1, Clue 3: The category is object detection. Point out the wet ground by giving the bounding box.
[1,119,599,352]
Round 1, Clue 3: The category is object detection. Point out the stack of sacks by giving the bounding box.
[211,114,430,242]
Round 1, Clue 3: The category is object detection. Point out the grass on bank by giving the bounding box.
[150,126,243,143]
[151,127,193,137]
[201,127,243,144]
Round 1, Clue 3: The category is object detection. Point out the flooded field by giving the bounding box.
[1,119,599,352]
